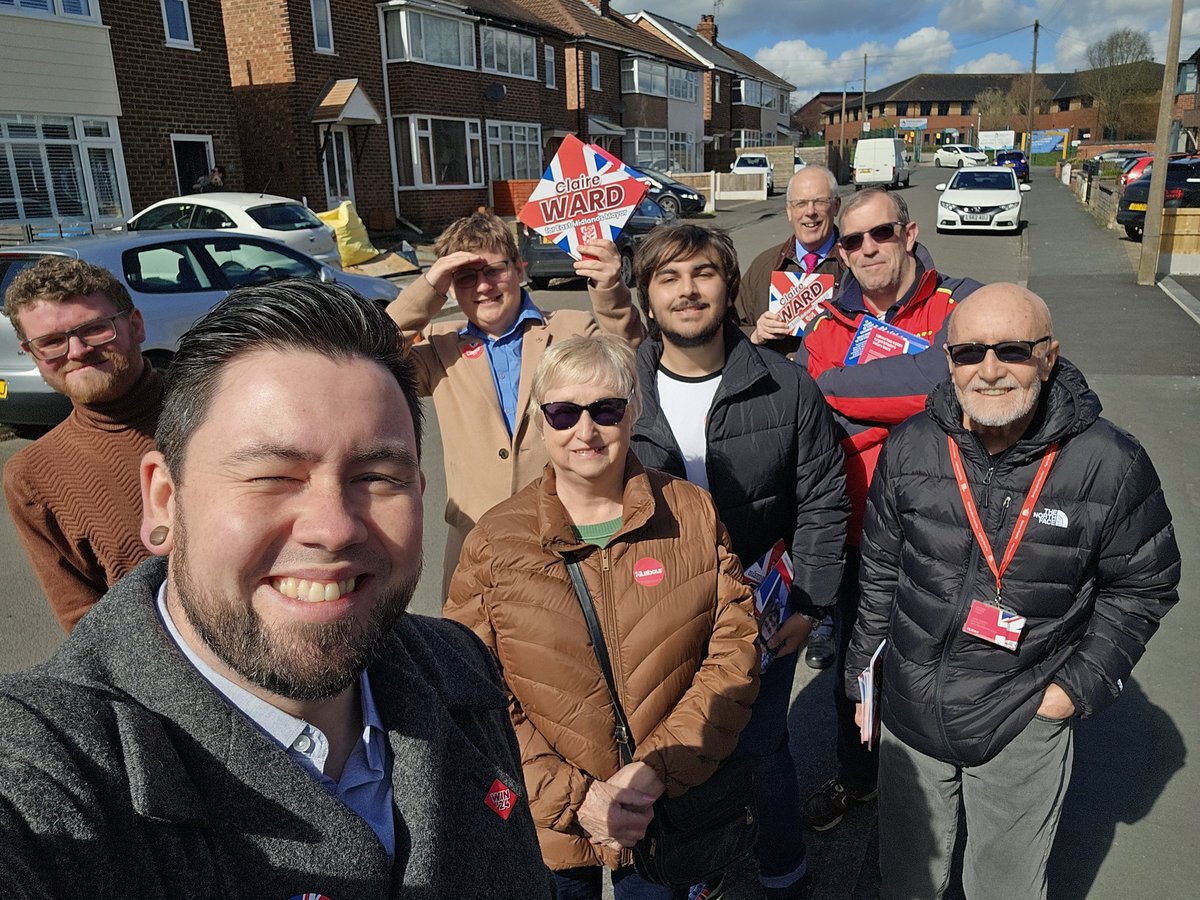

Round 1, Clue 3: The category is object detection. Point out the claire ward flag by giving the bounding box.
[769,272,835,335]
[517,134,648,260]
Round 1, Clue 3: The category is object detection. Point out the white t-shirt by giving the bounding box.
[656,366,722,491]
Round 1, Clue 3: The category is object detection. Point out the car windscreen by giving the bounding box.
[737,157,767,167]
[949,171,1016,190]
[246,203,325,231]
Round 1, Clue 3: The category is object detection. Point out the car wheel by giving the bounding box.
[957,159,965,168]
[1124,224,1144,242]
[619,248,635,287]
[935,157,942,167]
[658,194,680,218]
[529,276,552,291]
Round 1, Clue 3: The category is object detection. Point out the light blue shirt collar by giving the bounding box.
[795,231,837,266]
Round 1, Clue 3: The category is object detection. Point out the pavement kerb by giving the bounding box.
[1156,276,1200,327]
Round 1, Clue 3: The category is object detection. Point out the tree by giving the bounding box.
[975,87,1016,130]
[1008,74,1053,118]
[1084,28,1156,138]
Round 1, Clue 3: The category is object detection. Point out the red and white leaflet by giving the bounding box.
[857,639,887,749]
[769,272,835,335]
[517,134,648,261]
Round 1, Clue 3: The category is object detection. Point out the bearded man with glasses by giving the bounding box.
[846,284,1178,898]
[796,187,983,834]
[3,256,161,632]
[386,211,643,591]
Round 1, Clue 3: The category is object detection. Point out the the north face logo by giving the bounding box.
[485,779,515,820]
[1032,508,1068,528]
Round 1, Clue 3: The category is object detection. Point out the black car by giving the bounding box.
[1115,158,1200,241]
[518,196,669,291]
[632,167,706,217]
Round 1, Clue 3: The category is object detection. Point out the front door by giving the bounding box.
[172,136,213,194]
[322,126,354,210]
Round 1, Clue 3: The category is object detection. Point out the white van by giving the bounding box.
[852,138,913,189]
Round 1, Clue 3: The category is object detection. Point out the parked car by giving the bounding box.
[518,197,669,291]
[994,149,1030,183]
[852,137,913,189]
[1115,157,1200,242]
[1094,148,1151,163]
[631,166,705,217]
[933,144,989,168]
[1118,153,1191,192]
[127,192,342,270]
[934,166,1030,234]
[794,151,807,173]
[0,232,397,426]
[730,153,774,193]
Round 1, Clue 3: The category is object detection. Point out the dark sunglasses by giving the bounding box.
[540,397,629,430]
[840,221,902,253]
[945,336,1052,366]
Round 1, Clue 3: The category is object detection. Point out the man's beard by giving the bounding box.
[657,307,725,349]
[171,510,420,702]
[46,347,139,406]
[956,375,1042,429]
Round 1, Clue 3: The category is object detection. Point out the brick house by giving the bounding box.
[1172,48,1200,152]
[1,0,243,229]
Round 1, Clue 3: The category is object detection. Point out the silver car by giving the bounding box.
[0,231,399,426]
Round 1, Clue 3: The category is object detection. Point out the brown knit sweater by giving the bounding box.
[3,363,163,632]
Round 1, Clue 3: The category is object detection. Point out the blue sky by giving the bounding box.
[625,0,1200,106]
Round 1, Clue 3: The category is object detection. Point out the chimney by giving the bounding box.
[599,1,610,15]
[697,14,717,44]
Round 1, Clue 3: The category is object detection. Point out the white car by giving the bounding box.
[935,167,1030,234]
[730,153,774,193]
[794,152,807,173]
[933,144,990,168]
[127,192,342,270]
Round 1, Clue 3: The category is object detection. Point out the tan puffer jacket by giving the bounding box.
[445,458,760,872]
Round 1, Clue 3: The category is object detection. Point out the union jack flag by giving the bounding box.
[518,134,648,260]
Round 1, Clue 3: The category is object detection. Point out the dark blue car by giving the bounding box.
[994,150,1030,183]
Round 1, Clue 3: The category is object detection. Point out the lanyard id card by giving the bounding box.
[963,599,1027,651]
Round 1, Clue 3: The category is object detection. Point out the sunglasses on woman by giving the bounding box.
[945,336,1051,366]
[540,397,629,430]
[839,221,902,253]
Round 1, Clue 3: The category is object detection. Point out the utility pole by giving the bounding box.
[862,54,868,133]
[1138,0,1185,285]
[1027,20,1039,154]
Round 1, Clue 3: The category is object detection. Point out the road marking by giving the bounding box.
[1157,277,1200,328]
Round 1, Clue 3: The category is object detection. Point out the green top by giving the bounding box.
[572,516,623,548]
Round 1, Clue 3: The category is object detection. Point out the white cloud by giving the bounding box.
[956,52,1024,74]
[939,0,1035,33]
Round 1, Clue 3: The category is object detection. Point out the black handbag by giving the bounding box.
[564,557,757,888]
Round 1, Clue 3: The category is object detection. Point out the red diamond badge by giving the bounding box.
[485,778,516,820]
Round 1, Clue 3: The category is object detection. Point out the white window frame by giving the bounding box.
[480,25,536,80]
[622,128,667,169]
[0,112,130,224]
[668,66,697,102]
[620,58,666,97]
[669,131,694,171]
[392,114,484,190]
[733,129,762,148]
[714,74,721,104]
[160,0,195,49]
[382,7,476,71]
[486,120,542,180]
[311,0,334,54]
[733,78,761,107]
[168,132,214,194]
[591,51,601,91]
[0,0,99,22]
[544,44,556,89]
[762,85,778,111]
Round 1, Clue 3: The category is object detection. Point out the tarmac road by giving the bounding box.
[0,167,1196,898]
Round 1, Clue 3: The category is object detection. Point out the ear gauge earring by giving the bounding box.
[148,525,170,546]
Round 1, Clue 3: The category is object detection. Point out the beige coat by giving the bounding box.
[386,277,644,588]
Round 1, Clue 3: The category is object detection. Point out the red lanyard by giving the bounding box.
[946,436,1058,604]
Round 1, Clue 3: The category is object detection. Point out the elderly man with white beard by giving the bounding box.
[846,283,1180,900]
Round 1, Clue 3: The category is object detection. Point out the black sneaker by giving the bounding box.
[803,616,835,670]
[802,777,878,831]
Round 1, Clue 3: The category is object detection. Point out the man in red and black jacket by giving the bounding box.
[797,188,982,832]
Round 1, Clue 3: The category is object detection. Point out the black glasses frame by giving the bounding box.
[450,260,513,290]
[839,221,903,253]
[540,397,630,430]
[945,336,1052,366]
[21,309,131,361]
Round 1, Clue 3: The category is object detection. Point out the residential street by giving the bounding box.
[1,167,1196,898]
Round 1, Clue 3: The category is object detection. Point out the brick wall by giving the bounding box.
[622,94,667,129]
[107,0,244,209]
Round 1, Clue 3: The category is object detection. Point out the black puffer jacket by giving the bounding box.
[632,323,850,617]
[848,360,1180,766]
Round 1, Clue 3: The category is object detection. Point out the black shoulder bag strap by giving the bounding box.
[564,556,636,766]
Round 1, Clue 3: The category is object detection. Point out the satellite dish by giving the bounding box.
[485,84,507,102]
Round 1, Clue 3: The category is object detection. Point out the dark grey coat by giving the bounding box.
[0,556,552,899]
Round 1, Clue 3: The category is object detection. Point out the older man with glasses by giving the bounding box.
[795,187,984,833]
[739,165,844,357]
[3,256,162,631]
[387,211,643,590]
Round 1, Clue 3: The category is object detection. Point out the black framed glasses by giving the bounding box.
[450,261,513,290]
[540,397,630,430]
[945,336,1052,366]
[21,310,130,361]
[840,221,902,253]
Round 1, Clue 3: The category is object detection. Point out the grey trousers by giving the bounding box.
[877,715,1074,900]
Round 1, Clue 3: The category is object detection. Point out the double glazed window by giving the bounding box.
[383,8,476,69]
[486,121,541,180]
[393,116,483,187]
[481,27,535,79]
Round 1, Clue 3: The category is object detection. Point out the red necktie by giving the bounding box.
[802,252,819,274]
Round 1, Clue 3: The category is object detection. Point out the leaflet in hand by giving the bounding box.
[744,539,793,674]
[769,272,835,336]
[856,639,887,750]
[843,316,930,366]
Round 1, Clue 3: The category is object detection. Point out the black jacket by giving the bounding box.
[631,323,849,617]
[848,361,1180,766]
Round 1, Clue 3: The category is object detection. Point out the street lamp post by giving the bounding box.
[839,78,859,183]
